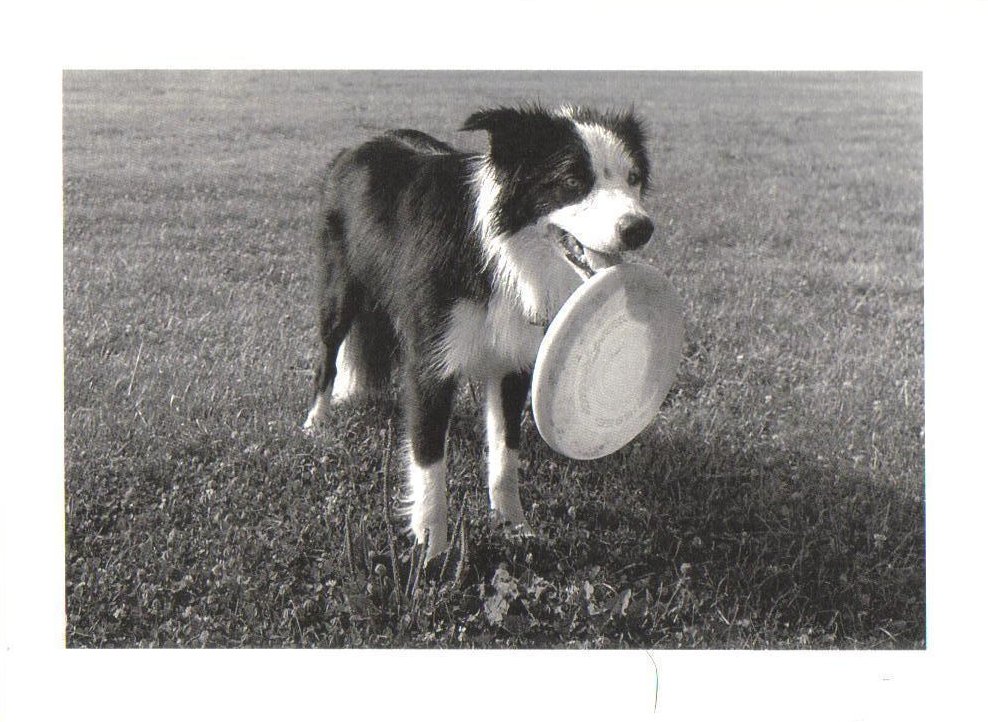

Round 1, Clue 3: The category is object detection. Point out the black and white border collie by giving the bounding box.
[304,105,653,561]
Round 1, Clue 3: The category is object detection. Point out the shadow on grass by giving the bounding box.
[419,417,925,649]
[64,395,924,649]
[284,393,924,649]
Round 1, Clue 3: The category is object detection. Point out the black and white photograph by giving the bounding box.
[5,1,987,719]
[60,69,925,650]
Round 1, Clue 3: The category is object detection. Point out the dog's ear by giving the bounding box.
[462,106,561,170]
[461,107,525,135]
[611,111,646,151]
[461,107,528,168]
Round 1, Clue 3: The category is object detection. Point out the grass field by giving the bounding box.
[63,70,924,648]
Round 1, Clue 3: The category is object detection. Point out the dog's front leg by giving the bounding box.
[485,372,534,534]
[403,370,457,563]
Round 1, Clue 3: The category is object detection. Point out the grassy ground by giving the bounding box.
[63,70,924,648]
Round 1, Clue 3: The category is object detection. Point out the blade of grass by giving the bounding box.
[381,418,402,609]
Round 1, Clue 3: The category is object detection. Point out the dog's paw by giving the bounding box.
[414,525,449,564]
[489,485,532,534]
[491,508,534,538]
[302,410,325,433]
[302,395,332,432]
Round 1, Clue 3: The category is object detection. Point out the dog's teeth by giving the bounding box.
[551,228,596,277]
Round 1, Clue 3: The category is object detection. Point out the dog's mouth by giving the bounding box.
[551,227,621,278]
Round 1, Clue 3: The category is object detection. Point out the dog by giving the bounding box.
[304,105,653,561]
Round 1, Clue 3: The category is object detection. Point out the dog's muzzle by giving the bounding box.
[551,215,654,279]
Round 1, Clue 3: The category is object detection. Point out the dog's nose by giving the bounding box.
[618,214,654,250]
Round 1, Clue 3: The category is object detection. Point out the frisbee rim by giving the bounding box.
[531,263,683,460]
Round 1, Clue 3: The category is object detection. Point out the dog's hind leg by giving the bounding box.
[304,283,359,429]
[304,205,360,430]
[329,307,398,405]
[485,371,534,535]
[401,364,457,563]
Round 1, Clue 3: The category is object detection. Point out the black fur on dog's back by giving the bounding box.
[311,131,491,404]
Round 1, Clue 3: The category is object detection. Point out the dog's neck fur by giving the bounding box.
[469,156,581,325]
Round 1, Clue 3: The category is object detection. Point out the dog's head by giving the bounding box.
[463,105,653,276]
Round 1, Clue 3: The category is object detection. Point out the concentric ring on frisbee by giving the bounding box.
[532,263,684,460]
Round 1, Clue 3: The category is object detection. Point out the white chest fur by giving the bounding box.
[434,290,549,380]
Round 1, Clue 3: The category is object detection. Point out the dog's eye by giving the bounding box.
[627,170,642,187]
[563,176,583,191]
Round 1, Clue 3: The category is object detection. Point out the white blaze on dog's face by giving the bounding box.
[547,120,651,264]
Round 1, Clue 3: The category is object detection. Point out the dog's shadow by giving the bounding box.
[443,401,924,645]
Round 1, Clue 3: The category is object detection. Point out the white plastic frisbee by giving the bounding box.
[532,263,684,460]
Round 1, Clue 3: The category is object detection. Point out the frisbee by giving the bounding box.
[532,263,684,460]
